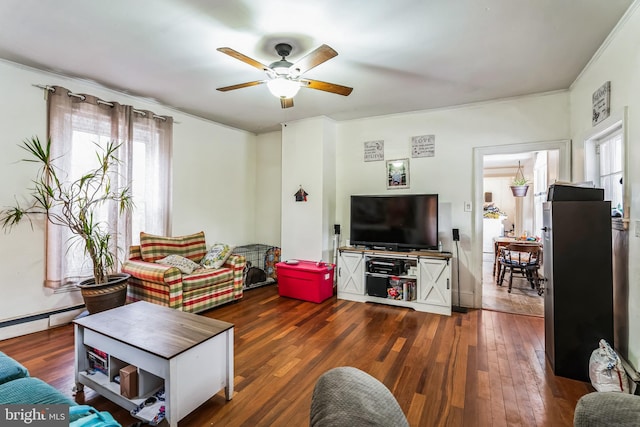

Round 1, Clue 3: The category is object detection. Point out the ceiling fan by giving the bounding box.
[216,43,353,108]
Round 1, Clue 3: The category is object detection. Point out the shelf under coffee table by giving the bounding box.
[73,301,234,427]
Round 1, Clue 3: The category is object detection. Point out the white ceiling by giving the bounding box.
[484,152,535,170]
[0,0,633,134]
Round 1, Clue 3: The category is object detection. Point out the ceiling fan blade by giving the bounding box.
[301,79,353,96]
[216,80,266,92]
[217,47,270,71]
[280,98,294,109]
[291,44,338,74]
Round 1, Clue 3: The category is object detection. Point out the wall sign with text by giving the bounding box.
[364,140,384,162]
[592,81,611,126]
[411,134,435,158]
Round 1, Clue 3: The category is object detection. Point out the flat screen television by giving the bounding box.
[350,194,439,251]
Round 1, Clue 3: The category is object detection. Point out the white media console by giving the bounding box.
[337,247,452,316]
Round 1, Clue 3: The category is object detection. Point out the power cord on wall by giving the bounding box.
[333,224,341,286]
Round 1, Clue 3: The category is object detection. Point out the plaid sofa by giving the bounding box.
[122,231,246,313]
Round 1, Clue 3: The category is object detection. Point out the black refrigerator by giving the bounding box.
[542,198,613,382]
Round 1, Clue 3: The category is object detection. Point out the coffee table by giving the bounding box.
[73,301,234,427]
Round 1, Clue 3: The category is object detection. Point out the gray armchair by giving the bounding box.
[310,366,409,427]
[574,392,640,426]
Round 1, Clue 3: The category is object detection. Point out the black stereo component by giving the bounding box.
[366,258,408,276]
[366,276,388,298]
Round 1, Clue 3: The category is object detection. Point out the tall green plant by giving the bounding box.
[0,136,133,284]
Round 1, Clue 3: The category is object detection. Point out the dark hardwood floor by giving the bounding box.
[0,284,592,426]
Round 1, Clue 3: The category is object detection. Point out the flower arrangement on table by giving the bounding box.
[483,204,507,219]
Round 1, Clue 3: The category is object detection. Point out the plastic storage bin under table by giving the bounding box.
[276,260,335,303]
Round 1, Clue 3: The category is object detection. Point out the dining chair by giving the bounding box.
[493,240,518,285]
[497,242,543,295]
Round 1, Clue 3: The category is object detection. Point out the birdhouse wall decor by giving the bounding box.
[294,186,308,202]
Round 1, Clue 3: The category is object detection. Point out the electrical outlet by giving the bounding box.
[464,201,472,212]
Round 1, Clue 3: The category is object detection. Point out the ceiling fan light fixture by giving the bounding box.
[267,77,300,99]
[216,43,352,106]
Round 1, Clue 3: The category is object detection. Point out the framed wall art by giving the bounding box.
[386,158,409,189]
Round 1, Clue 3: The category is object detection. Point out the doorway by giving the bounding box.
[481,151,556,316]
[471,140,571,312]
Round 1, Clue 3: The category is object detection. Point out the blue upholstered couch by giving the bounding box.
[0,350,76,405]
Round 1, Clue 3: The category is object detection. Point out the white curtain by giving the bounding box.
[45,85,172,289]
[130,110,173,244]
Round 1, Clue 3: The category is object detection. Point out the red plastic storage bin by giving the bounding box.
[276,260,335,303]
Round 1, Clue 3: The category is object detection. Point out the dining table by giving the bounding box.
[492,236,543,277]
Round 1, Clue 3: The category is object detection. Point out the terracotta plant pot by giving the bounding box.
[510,185,529,197]
[78,273,130,314]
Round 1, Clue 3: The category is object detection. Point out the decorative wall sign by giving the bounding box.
[411,134,435,158]
[386,158,410,189]
[364,140,384,162]
[592,81,611,126]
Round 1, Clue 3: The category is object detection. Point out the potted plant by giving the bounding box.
[0,136,134,314]
[510,161,530,197]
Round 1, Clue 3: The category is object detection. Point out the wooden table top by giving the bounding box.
[73,301,233,359]
[493,237,542,246]
[339,246,452,259]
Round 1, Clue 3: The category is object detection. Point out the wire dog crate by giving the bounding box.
[232,244,281,290]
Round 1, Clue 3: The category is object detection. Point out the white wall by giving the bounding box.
[280,117,337,262]
[255,131,283,247]
[335,92,570,307]
[483,176,516,233]
[483,162,536,238]
[171,113,256,245]
[0,60,257,329]
[569,2,640,369]
[321,119,337,263]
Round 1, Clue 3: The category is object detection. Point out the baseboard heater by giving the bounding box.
[0,305,85,329]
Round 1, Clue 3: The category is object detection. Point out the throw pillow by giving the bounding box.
[139,231,207,263]
[156,254,200,275]
[201,243,235,269]
[264,246,281,279]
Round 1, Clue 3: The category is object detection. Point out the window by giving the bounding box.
[597,129,623,212]
[45,86,172,289]
[533,151,548,240]
[129,116,173,245]
[584,109,625,219]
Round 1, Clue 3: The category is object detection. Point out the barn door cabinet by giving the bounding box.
[337,247,451,316]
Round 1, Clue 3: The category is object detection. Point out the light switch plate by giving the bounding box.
[636,221,640,238]
[464,201,472,212]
